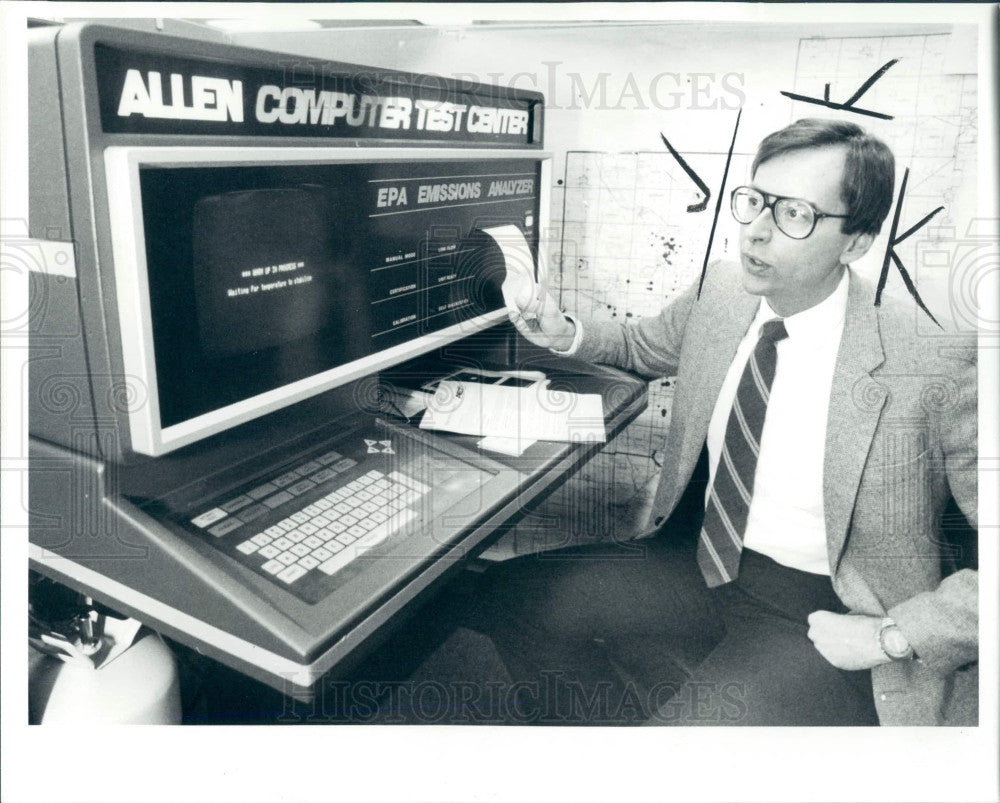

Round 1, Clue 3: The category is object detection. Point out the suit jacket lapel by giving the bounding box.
[824,270,887,573]
[676,285,759,486]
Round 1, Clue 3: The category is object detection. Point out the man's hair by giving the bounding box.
[752,118,895,236]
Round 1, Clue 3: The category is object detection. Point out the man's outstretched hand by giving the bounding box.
[507,282,576,352]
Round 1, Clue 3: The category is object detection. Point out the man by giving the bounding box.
[485,118,978,726]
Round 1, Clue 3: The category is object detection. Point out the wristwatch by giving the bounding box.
[877,617,915,661]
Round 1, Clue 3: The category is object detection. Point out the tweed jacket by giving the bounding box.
[575,262,978,726]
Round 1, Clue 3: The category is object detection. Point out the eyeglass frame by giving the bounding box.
[730,185,850,240]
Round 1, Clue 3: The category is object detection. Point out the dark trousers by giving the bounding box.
[455,531,879,726]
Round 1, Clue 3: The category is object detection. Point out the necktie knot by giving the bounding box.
[759,318,788,344]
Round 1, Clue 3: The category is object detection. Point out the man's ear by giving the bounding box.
[840,231,876,265]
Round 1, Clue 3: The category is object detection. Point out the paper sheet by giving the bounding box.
[477,434,534,457]
[482,224,541,317]
[420,379,606,443]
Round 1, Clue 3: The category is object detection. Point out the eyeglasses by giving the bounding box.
[730,186,848,240]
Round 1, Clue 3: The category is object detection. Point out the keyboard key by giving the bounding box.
[291,543,311,558]
[356,490,374,502]
[265,525,285,538]
[259,544,281,559]
[302,504,322,517]
[327,540,345,553]
[276,519,297,533]
[312,514,332,528]
[251,533,273,547]
[285,529,307,544]
[297,555,320,571]
[291,511,311,525]
[314,498,334,511]
[294,460,322,477]
[303,535,324,550]
[208,518,243,537]
[408,478,431,494]
[385,508,418,532]
[369,510,388,524]
[236,540,258,555]
[277,564,308,584]
[329,521,347,534]
[357,475,375,488]
[389,471,429,494]
[370,494,390,507]
[263,490,295,509]
[272,536,294,551]
[311,468,336,484]
[335,532,357,546]
[261,559,284,575]
[347,525,367,538]
[318,553,351,576]
[315,528,336,542]
[346,480,364,492]
[221,495,254,514]
[298,522,319,535]
[341,513,359,527]
[386,471,412,488]
[272,471,301,488]
[288,479,316,496]
[316,449,343,465]
[397,487,417,504]
[236,504,269,524]
[317,510,415,577]
[365,470,385,480]
[331,457,357,472]
[276,551,299,566]
[247,482,279,500]
[191,508,227,528]
[360,501,380,514]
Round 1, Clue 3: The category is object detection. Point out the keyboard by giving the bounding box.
[178,418,491,604]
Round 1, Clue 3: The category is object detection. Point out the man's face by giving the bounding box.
[739,145,871,317]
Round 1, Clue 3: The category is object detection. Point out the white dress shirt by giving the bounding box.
[557,271,849,575]
[705,270,849,575]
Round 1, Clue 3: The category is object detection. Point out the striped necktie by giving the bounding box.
[698,318,788,587]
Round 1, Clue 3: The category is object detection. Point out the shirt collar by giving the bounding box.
[754,268,850,340]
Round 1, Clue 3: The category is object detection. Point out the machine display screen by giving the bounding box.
[137,158,542,429]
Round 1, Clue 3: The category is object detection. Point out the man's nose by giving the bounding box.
[746,207,775,241]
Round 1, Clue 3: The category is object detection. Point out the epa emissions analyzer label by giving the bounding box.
[372,175,536,211]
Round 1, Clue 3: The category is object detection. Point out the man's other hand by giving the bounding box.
[508,283,576,352]
[806,610,891,670]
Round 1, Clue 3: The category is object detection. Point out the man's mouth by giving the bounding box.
[743,253,771,274]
